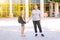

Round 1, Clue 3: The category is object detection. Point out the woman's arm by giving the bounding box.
[39,13,42,20]
[39,13,42,24]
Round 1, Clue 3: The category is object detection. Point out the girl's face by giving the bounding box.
[21,10,24,13]
[21,10,24,15]
[34,5,38,9]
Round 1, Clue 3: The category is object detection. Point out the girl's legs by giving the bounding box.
[21,24,25,37]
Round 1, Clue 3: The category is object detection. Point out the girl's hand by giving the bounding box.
[26,21,29,23]
[23,20,26,22]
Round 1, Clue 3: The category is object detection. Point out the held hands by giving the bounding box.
[26,20,29,23]
[23,20,29,23]
[25,18,31,23]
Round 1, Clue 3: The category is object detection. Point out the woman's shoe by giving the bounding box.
[35,34,38,36]
[41,34,45,37]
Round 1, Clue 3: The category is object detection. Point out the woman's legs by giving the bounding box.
[37,21,44,37]
[36,21,42,33]
[33,21,37,33]
[33,21,38,36]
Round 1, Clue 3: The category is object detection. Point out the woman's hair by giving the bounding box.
[33,4,38,9]
[33,4,38,7]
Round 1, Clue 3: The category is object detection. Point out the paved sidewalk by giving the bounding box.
[0,18,60,40]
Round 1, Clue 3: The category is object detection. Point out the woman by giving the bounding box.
[28,4,44,37]
[20,10,26,37]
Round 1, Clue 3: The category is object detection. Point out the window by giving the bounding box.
[20,0,25,4]
[30,0,40,4]
[12,0,20,4]
[36,0,40,4]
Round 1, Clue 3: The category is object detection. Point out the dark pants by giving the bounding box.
[33,20,42,33]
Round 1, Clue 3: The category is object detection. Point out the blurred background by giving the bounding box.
[0,0,60,18]
[0,0,60,40]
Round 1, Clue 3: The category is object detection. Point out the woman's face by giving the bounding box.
[34,5,38,9]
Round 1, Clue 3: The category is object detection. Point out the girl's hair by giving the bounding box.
[20,9,25,17]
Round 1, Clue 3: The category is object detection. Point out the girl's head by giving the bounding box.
[21,9,25,16]
[33,4,38,10]
[21,10,24,14]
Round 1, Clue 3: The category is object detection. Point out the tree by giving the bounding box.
[49,0,60,2]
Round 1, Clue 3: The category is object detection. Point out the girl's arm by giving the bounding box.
[22,15,26,22]
[27,14,33,22]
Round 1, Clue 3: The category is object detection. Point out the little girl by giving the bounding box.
[20,9,26,37]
